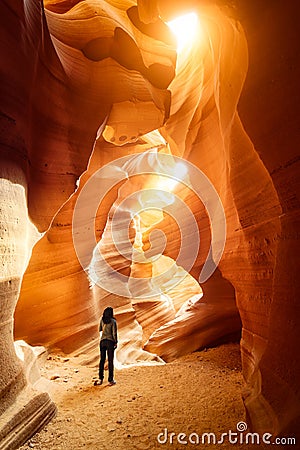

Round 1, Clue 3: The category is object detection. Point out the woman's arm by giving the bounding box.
[99,319,103,339]
[112,319,118,346]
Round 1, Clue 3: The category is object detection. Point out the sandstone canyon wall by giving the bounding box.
[0,0,299,448]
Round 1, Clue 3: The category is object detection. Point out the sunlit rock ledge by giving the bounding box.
[0,0,299,447]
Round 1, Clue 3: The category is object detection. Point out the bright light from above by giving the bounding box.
[157,161,188,192]
[174,162,188,180]
[167,12,199,53]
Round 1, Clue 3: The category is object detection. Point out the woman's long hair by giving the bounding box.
[102,306,113,324]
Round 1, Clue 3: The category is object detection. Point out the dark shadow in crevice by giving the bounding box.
[198,267,242,348]
[82,27,175,90]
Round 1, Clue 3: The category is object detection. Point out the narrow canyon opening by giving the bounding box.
[12,4,245,366]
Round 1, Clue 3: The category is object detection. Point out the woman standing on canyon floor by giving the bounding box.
[94,307,118,386]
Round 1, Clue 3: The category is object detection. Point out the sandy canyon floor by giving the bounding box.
[19,343,269,450]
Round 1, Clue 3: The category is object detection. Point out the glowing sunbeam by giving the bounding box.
[167,12,199,53]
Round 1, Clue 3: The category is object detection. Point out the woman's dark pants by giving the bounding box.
[99,339,115,382]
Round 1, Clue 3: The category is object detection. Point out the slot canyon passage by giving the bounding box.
[0,0,299,448]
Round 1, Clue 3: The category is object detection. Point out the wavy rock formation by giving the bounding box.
[0,166,56,450]
[1,0,175,446]
[0,0,299,447]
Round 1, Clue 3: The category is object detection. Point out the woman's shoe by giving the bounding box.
[108,380,116,385]
[94,379,103,386]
